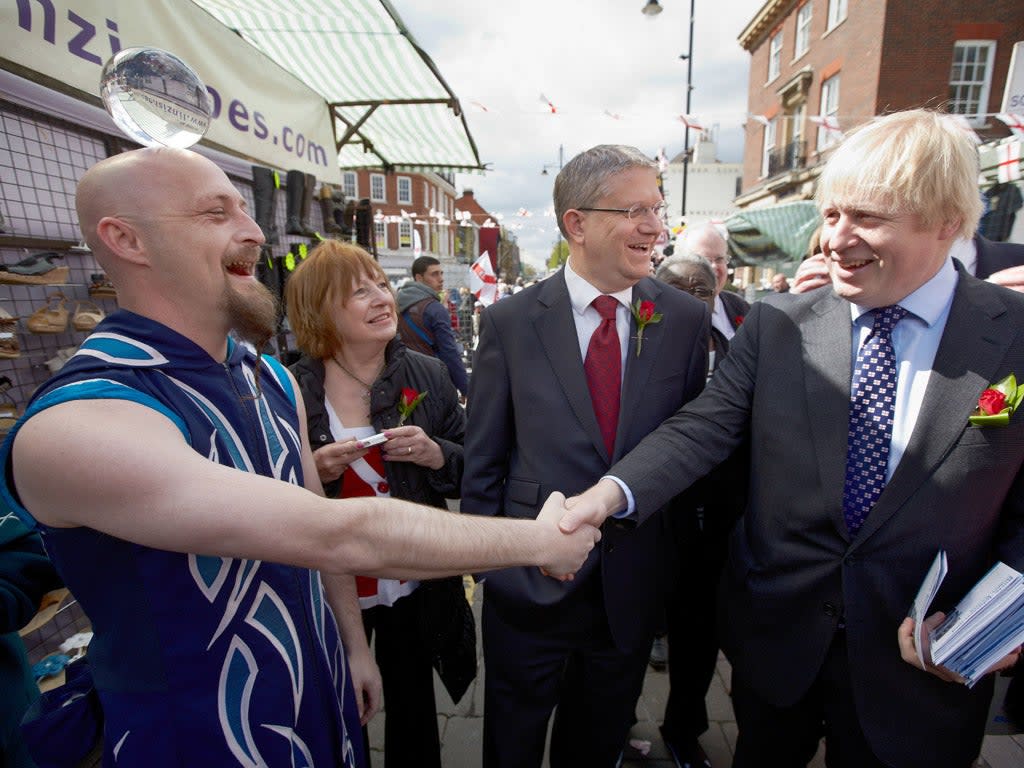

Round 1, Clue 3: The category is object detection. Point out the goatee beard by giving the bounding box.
[225,279,279,350]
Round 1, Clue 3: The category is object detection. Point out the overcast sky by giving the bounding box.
[391,0,766,269]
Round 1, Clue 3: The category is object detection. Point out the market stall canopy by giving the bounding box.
[725,201,822,265]
[192,0,485,173]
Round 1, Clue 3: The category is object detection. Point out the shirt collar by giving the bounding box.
[848,254,958,328]
[564,259,634,316]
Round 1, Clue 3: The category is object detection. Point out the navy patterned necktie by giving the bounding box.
[842,305,908,536]
[584,295,621,460]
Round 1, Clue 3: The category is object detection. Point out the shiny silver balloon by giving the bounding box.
[100,47,212,148]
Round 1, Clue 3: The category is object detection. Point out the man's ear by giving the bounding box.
[938,218,963,242]
[563,210,585,244]
[95,216,149,266]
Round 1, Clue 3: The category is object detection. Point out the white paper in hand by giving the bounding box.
[910,550,948,669]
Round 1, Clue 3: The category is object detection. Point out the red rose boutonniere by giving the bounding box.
[969,374,1023,427]
[631,299,663,357]
[397,387,428,426]
[734,315,745,326]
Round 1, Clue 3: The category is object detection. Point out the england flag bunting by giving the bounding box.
[470,252,499,307]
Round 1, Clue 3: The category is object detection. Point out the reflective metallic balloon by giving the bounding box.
[100,47,212,148]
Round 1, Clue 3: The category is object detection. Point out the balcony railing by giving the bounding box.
[767,140,807,177]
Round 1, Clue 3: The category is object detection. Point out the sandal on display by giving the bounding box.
[0,252,70,285]
[26,293,69,334]
[72,301,105,332]
[87,273,117,300]
[44,346,78,374]
[0,307,19,359]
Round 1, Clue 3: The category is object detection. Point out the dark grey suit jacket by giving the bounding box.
[975,233,1024,278]
[609,267,1024,767]
[462,271,708,651]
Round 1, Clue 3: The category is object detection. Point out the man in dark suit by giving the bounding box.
[680,224,749,345]
[559,110,1024,768]
[462,145,709,767]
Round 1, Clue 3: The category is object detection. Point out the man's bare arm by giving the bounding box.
[11,399,598,579]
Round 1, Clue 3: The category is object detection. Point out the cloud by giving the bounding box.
[394,0,765,269]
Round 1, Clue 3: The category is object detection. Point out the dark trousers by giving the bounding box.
[731,630,890,768]
[481,587,650,768]
[361,589,440,768]
[662,503,732,742]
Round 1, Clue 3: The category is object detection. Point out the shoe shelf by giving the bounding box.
[0,236,82,252]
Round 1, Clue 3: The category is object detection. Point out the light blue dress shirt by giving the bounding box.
[849,254,958,481]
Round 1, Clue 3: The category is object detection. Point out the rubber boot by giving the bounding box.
[300,172,317,236]
[341,200,357,240]
[355,198,374,253]
[255,245,282,303]
[285,170,316,236]
[251,166,279,245]
[318,183,344,235]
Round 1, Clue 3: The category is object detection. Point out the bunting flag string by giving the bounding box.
[996,113,1024,138]
[997,141,1022,184]
[539,93,558,113]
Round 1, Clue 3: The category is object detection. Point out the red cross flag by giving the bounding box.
[996,113,1024,138]
[539,93,558,114]
[470,252,499,306]
[809,115,845,141]
[997,141,1022,184]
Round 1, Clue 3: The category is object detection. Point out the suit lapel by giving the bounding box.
[533,272,608,460]
[803,292,855,538]
[854,273,1013,547]
[616,280,664,460]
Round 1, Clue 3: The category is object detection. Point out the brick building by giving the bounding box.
[736,0,1023,209]
[454,189,523,282]
[339,169,459,283]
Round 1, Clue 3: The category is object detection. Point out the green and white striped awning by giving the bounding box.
[725,201,822,265]
[191,0,485,173]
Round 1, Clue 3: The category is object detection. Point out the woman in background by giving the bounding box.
[286,240,467,768]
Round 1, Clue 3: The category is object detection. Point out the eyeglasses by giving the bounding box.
[683,286,714,299]
[577,201,668,223]
[694,253,730,266]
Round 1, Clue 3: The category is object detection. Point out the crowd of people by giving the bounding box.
[2,108,1023,768]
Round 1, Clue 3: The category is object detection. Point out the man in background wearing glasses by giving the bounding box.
[679,223,750,348]
[463,145,710,767]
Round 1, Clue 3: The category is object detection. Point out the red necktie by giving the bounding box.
[584,295,621,459]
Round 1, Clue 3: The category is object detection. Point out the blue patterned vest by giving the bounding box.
[0,311,362,767]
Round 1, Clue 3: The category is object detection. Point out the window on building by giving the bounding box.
[795,3,812,57]
[761,117,777,177]
[768,31,783,81]
[399,219,412,249]
[817,74,841,151]
[948,41,996,127]
[375,220,387,250]
[371,173,386,202]
[397,176,412,204]
[342,171,357,199]
[826,0,847,30]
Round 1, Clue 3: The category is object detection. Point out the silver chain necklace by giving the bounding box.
[332,356,382,410]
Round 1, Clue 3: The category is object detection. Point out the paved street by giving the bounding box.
[367,581,1024,768]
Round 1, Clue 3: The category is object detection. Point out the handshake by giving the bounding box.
[535,479,628,581]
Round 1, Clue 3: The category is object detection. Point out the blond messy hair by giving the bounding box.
[285,240,392,360]
[815,109,982,239]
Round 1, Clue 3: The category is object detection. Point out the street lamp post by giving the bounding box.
[681,0,695,219]
[643,0,695,220]
[541,144,565,264]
